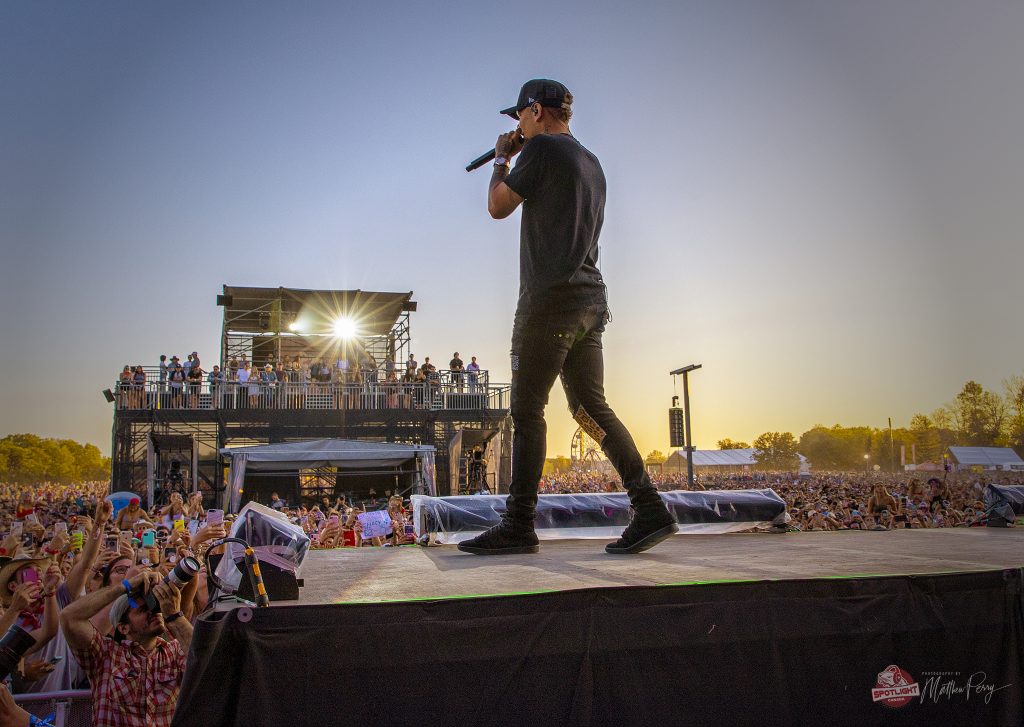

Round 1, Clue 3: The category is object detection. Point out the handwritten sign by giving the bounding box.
[358,510,393,540]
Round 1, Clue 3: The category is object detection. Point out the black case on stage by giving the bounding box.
[208,553,302,602]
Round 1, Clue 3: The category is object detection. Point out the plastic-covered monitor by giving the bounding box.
[213,501,310,594]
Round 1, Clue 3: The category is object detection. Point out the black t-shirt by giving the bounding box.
[504,133,607,313]
[450,358,463,370]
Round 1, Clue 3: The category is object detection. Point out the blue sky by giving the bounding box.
[2,1,1022,457]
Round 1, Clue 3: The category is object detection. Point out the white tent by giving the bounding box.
[662,448,808,473]
[219,438,436,511]
[947,446,1024,471]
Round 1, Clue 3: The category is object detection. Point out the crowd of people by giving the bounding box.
[269,491,415,548]
[539,470,1022,531]
[0,482,229,726]
[0,469,1017,723]
[116,351,487,410]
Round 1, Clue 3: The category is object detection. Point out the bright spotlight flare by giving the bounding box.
[332,317,358,339]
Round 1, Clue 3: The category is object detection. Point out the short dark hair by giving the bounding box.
[547,91,573,123]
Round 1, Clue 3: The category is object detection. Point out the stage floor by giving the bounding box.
[284,527,1024,605]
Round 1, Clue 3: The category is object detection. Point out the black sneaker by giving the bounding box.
[457,522,540,555]
[605,508,678,554]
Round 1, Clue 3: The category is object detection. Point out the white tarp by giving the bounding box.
[412,489,787,543]
[220,438,437,511]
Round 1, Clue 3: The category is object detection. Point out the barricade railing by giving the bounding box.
[113,375,509,412]
[13,689,92,727]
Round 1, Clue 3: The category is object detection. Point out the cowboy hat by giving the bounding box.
[0,557,51,607]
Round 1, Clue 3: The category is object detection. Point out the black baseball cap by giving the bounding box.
[500,79,572,120]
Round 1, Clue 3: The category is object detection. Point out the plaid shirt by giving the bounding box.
[70,630,186,727]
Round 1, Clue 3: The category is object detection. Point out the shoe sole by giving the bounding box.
[605,523,678,555]
[456,543,540,555]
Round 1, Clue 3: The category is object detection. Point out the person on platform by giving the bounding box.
[459,79,676,556]
[450,352,465,392]
[158,355,168,391]
[207,365,223,407]
[466,356,481,393]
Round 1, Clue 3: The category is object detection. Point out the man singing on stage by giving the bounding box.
[458,79,677,555]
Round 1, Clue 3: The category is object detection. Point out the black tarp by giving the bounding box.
[987,484,1024,515]
[173,568,1023,726]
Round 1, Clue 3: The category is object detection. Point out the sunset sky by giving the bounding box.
[2,1,1022,459]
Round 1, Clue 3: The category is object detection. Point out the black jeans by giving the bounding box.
[506,303,661,524]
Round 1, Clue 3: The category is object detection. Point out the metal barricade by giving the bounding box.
[14,689,92,727]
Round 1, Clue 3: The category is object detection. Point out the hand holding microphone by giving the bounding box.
[465,128,524,172]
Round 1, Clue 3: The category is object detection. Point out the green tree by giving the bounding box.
[644,450,667,465]
[1001,374,1024,454]
[0,434,111,485]
[799,426,855,470]
[752,431,800,471]
[716,439,750,450]
[543,455,572,475]
[950,381,1004,446]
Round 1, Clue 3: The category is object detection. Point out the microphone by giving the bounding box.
[465,149,496,172]
[465,130,524,172]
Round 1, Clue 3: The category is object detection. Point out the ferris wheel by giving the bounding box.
[570,427,604,471]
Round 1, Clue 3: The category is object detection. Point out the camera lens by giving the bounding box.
[0,625,36,681]
[143,556,201,614]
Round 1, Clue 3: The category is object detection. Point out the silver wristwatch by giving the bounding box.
[494,156,509,167]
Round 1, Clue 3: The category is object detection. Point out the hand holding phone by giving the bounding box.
[206,509,223,526]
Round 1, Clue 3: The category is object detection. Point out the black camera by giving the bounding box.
[143,556,201,614]
[0,624,36,681]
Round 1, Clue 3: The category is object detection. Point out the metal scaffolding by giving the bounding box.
[110,285,511,507]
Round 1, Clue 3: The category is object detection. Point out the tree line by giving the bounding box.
[636,378,1024,472]
[734,377,1024,471]
[0,434,111,485]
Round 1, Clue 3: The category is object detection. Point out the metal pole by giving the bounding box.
[683,371,694,489]
[888,417,895,473]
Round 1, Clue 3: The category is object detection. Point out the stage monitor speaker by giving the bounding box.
[208,554,301,602]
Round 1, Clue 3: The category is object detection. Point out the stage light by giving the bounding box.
[102,389,115,403]
[288,321,302,332]
[332,317,358,339]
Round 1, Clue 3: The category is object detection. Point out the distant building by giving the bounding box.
[659,448,808,474]
[946,447,1024,472]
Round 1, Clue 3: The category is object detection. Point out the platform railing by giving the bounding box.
[113,375,509,412]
